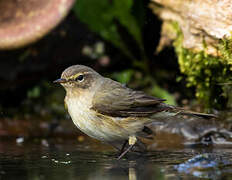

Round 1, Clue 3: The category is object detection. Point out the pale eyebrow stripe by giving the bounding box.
[69,71,94,80]
[83,71,94,75]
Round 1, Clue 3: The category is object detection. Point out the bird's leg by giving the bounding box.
[117,136,137,160]
[119,140,128,154]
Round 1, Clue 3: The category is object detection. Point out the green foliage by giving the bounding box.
[172,22,232,109]
[219,38,232,66]
[27,86,41,98]
[112,69,134,84]
[74,0,143,60]
[151,85,176,105]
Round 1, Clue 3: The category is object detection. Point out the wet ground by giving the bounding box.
[1,139,232,180]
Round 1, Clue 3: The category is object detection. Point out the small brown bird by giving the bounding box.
[54,65,215,159]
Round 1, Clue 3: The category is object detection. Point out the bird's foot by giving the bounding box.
[117,136,137,160]
[117,144,134,160]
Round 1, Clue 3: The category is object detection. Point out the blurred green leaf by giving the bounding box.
[131,0,145,28]
[176,76,183,82]
[113,0,143,47]
[112,70,134,84]
[27,86,40,98]
[73,0,143,59]
[151,85,176,105]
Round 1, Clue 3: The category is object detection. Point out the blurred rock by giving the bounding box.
[0,0,75,49]
[147,115,232,148]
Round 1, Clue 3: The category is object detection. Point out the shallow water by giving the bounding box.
[0,139,232,180]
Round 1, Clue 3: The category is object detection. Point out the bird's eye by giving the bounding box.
[75,74,84,82]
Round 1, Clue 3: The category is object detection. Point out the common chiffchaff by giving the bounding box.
[54,65,215,159]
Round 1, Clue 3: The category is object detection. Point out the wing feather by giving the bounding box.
[91,78,169,117]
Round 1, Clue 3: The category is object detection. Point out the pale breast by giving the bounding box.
[65,95,96,135]
[65,94,127,141]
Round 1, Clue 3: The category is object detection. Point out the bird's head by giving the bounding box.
[54,65,101,94]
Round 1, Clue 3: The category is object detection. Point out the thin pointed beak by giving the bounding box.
[53,78,67,83]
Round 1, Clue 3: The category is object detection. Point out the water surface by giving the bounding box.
[0,139,232,180]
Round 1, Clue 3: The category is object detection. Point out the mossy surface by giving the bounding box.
[170,22,232,109]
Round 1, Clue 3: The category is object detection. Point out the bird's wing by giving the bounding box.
[91,78,170,117]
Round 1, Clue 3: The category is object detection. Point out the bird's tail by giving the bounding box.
[164,102,217,119]
[178,109,217,119]
[154,103,217,119]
